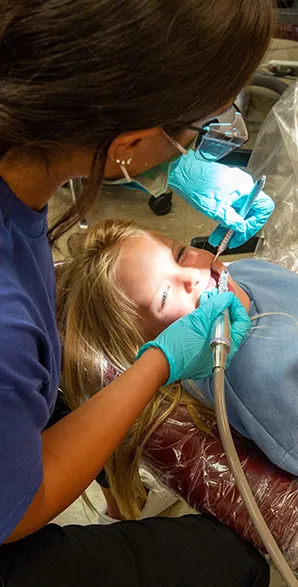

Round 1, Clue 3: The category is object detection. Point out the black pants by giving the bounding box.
[3,393,267,586]
[0,515,269,587]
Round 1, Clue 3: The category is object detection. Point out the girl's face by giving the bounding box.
[117,232,250,339]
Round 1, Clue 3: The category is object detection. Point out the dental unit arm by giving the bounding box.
[212,271,298,587]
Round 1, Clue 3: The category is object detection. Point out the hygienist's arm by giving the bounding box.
[5,348,168,542]
[6,292,250,542]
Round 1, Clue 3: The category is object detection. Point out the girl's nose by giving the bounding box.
[183,268,201,294]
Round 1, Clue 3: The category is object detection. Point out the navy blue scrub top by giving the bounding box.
[0,178,61,543]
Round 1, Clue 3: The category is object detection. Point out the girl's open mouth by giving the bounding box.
[205,268,235,294]
[196,266,235,308]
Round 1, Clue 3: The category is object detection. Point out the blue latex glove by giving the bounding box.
[168,151,274,248]
[137,292,251,384]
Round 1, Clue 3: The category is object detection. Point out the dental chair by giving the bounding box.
[143,405,298,572]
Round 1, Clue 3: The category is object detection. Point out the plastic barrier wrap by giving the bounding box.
[248,80,298,272]
[143,406,298,571]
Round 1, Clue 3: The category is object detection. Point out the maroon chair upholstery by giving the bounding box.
[143,406,298,571]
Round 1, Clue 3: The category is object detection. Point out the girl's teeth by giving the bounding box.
[206,276,216,290]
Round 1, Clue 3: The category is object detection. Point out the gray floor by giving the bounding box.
[50,38,298,587]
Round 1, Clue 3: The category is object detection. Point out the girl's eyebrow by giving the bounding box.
[161,285,170,310]
[149,242,176,311]
[149,278,167,312]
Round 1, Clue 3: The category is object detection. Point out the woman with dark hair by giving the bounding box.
[0,1,276,586]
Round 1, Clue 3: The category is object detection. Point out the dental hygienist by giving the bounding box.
[0,1,275,586]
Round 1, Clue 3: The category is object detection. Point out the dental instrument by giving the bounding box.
[211,175,266,267]
[210,270,298,587]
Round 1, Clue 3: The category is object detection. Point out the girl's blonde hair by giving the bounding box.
[56,219,147,403]
[56,218,215,519]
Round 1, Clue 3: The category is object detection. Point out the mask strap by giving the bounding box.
[162,129,188,155]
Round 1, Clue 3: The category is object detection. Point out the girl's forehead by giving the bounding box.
[117,233,172,306]
[117,232,173,280]
[123,231,174,256]
[147,230,173,246]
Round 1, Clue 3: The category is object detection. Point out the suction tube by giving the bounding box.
[211,272,298,587]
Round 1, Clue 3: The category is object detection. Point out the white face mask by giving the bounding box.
[103,135,197,197]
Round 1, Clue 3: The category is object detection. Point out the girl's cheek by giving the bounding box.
[164,305,191,326]
[155,313,179,333]
[150,300,195,336]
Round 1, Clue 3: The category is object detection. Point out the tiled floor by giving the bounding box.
[50,38,298,587]
[53,480,196,528]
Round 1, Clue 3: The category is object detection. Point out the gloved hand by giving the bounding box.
[168,151,274,248]
[137,292,251,384]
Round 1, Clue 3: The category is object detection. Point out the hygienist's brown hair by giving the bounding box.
[0,1,275,242]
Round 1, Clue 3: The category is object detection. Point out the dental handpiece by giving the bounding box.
[211,175,266,267]
[210,269,231,369]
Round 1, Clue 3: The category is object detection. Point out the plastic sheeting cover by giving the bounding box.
[143,407,298,571]
[248,80,298,272]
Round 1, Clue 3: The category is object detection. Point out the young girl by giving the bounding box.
[57,218,298,520]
